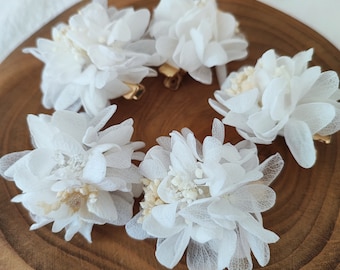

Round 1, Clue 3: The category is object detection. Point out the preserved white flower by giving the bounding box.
[149,0,248,85]
[209,48,340,168]
[0,105,145,242]
[126,119,283,270]
[24,0,162,116]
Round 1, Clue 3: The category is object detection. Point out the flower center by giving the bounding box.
[167,167,209,206]
[225,66,256,96]
[53,152,86,179]
[139,178,165,222]
[58,184,98,212]
[40,184,98,214]
[54,25,89,64]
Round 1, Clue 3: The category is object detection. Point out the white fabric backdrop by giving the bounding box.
[0,0,339,63]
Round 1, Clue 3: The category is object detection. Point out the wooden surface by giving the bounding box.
[0,0,339,269]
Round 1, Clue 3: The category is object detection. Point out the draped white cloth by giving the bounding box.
[0,0,339,63]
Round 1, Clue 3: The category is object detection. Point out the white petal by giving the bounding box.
[292,48,313,75]
[208,199,247,220]
[52,218,71,233]
[303,71,339,102]
[179,198,216,228]
[10,166,42,193]
[54,84,82,111]
[27,114,56,149]
[318,107,340,136]
[247,110,283,142]
[229,231,253,270]
[191,225,222,244]
[151,203,178,228]
[87,191,118,222]
[156,37,178,59]
[257,153,284,186]
[240,214,279,243]
[125,212,150,240]
[0,151,30,179]
[105,148,133,169]
[139,159,168,180]
[292,103,335,134]
[224,88,259,113]
[230,184,276,213]
[124,9,150,41]
[83,152,106,183]
[109,20,131,43]
[247,232,270,267]
[109,192,134,225]
[292,66,322,102]
[187,241,218,270]
[142,213,185,238]
[202,136,222,163]
[179,40,201,72]
[170,138,196,173]
[64,220,81,241]
[189,65,212,84]
[259,49,277,74]
[88,104,117,134]
[284,119,316,168]
[211,118,225,143]
[88,45,124,69]
[155,228,191,269]
[51,110,87,142]
[190,28,205,62]
[217,230,237,269]
[215,65,227,87]
[220,39,248,62]
[53,133,85,156]
[97,120,134,145]
[203,42,228,67]
[78,222,94,243]
[27,148,56,177]
[217,12,237,39]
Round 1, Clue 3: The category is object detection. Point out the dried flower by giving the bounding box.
[0,105,144,242]
[24,0,162,116]
[210,48,340,168]
[126,119,283,270]
[149,0,248,85]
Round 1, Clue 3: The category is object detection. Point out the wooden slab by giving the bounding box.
[0,0,339,269]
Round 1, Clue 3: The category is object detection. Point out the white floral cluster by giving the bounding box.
[149,0,248,85]
[126,119,284,270]
[24,0,162,116]
[0,105,144,242]
[210,49,340,168]
[1,0,340,269]
[24,0,248,116]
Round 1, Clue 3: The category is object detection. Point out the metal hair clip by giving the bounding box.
[123,83,146,100]
[159,63,186,90]
[313,134,332,144]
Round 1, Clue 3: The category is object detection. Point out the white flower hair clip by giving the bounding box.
[0,105,145,242]
[209,48,340,168]
[24,0,162,116]
[126,119,284,270]
[149,0,248,89]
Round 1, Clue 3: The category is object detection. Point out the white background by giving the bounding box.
[0,0,339,63]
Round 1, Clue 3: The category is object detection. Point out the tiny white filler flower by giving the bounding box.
[149,0,248,85]
[24,0,162,116]
[126,119,283,270]
[209,48,340,168]
[0,105,145,242]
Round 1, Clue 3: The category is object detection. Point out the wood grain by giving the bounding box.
[0,0,339,269]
